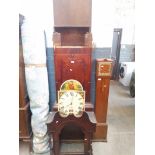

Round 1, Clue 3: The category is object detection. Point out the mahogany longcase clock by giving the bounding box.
[51,0,94,145]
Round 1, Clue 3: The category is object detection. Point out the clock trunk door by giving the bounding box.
[54,47,92,101]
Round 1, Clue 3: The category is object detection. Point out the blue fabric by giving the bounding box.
[46,48,56,109]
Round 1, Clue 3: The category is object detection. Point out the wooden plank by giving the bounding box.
[19,103,32,139]
[53,0,92,27]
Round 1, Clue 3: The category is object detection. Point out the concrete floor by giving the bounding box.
[92,80,135,155]
[19,80,135,155]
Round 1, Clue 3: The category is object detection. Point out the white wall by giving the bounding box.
[20,0,135,47]
[20,0,54,48]
[92,0,135,47]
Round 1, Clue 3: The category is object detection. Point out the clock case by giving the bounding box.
[49,1,102,150]
[53,36,93,140]
[94,59,113,140]
[52,17,94,143]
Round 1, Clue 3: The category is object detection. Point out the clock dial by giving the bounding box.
[58,91,73,117]
[72,92,85,118]
[58,91,85,118]
[97,61,112,76]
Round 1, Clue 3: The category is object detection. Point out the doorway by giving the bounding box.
[111,28,122,80]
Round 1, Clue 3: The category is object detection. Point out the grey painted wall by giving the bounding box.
[46,45,134,107]
[120,44,135,62]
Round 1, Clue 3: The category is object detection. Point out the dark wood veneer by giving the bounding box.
[19,103,32,139]
[19,44,28,108]
[47,112,96,155]
[54,27,90,46]
[54,47,92,102]
[19,19,31,140]
[53,0,92,27]
[94,59,113,140]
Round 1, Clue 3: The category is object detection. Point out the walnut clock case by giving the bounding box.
[94,59,113,140]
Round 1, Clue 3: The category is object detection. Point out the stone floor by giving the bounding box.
[92,80,135,155]
[19,80,135,155]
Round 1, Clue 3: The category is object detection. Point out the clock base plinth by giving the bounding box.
[93,123,108,141]
[47,112,96,155]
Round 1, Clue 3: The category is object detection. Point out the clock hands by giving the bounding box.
[58,90,85,118]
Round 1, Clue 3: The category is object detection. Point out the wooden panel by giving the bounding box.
[95,78,110,122]
[60,124,84,140]
[53,0,92,27]
[19,40,28,108]
[84,32,92,46]
[54,47,92,102]
[53,32,61,46]
[94,59,112,140]
[47,112,96,155]
[54,27,90,46]
[19,103,31,139]
[93,123,108,140]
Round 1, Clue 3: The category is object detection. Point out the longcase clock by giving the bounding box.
[50,2,96,152]
[94,59,113,140]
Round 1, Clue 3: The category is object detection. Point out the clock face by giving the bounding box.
[72,91,85,118]
[58,91,85,118]
[58,91,73,117]
[97,62,112,76]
